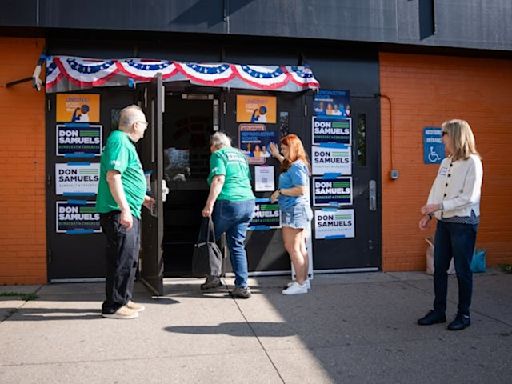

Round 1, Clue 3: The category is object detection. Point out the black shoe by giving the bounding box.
[417,310,446,326]
[447,313,471,331]
[200,275,222,291]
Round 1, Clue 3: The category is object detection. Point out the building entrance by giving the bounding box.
[161,93,218,276]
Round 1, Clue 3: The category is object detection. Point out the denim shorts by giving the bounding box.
[281,204,313,229]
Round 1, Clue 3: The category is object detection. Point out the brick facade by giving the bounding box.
[0,38,46,284]
[1,40,511,283]
[380,52,512,271]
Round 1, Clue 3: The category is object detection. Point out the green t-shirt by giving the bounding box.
[208,147,254,201]
[96,130,147,219]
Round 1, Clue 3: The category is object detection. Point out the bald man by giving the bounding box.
[96,105,154,319]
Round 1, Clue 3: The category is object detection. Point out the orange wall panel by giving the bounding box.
[0,38,46,284]
[380,52,512,271]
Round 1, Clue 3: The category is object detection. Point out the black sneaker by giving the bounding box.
[231,286,251,299]
[447,313,470,331]
[417,310,446,326]
[200,275,222,291]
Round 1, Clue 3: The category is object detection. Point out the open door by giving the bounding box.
[137,74,165,295]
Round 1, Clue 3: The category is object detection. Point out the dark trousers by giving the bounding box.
[100,211,140,314]
[433,220,478,316]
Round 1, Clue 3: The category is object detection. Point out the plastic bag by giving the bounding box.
[470,249,486,273]
[425,237,455,275]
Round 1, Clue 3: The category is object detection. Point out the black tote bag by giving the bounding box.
[192,217,223,277]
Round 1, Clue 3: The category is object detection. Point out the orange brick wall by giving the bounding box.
[380,52,512,271]
[0,38,46,284]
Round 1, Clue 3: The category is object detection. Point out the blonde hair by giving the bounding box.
[442,119,480,161]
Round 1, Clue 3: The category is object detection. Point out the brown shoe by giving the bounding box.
[231,286,251,299]
[102,306,138,319]
[126,301,145,312]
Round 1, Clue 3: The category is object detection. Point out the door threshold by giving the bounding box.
[313,267,379,274]
[50,278,105,283]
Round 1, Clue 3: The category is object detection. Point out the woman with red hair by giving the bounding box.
[270,134,313,295]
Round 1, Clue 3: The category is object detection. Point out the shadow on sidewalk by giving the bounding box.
[165,321,295,337]
[3,308,101,321]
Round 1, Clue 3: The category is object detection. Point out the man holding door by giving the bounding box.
[96,105,154,319]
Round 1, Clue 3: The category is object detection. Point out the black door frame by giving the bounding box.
[137,74,165,295]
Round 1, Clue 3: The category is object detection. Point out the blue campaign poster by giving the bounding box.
[56,123,103,158]
[423,127,445,164]
[312,116,352,146]
[313,90,350,118]
[312,176,353,207]
[248,198,281,230]
[239,124,276,165]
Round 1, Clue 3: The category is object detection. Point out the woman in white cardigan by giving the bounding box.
[417,119,483,331]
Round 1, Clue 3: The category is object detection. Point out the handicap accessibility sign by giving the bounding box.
[423,127,445,164]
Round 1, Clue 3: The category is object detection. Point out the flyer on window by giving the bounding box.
[55,162,100,196]
[312,176,353,207]
[313,89,350,118]
[248,198,281,230]
[56,124,102,157]
[56,200,101,234]
[56,94,100,123]
[239,124,276,164]
[314,209,355,239]
[254,166,275,191]
[312,116,352,146]
[311,146,351,175]
[236,94,277,123]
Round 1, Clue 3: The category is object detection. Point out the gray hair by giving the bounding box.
[118,105,145,130]
[210,132,231,149]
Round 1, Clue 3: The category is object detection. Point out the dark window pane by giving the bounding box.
[357,113,367,166]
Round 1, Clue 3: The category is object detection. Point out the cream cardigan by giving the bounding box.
[426,154,483,220]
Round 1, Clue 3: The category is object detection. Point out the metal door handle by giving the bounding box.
[369,179,377,211]
[162,180,170,202]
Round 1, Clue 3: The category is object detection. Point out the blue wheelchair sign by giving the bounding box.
[423,127,445,164]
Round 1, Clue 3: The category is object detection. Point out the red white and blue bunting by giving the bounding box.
[45,56,319,93]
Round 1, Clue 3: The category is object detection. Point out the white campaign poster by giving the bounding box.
[55,162,100,195]
[311,145,351,175]
[314,209,355,239]
[254,166,275,191]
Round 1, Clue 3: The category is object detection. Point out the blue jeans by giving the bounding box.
[212,199,255,288]
[433,220,478,316]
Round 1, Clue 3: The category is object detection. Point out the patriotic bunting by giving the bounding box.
[45,56,319,93]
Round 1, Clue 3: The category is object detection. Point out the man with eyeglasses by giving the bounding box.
[96,105,154,319]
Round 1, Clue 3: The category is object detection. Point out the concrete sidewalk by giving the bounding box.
[1,270,511,384]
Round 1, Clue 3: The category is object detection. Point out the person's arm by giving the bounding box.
[271,163,308,202]
[442,157,482,212]
[280,185,307,196]
[270,186,307,203]
[421,161,445,215]
[202,175,225,217]
[106,170,133,229]
[269,142,284,163]
[143,195,155,211]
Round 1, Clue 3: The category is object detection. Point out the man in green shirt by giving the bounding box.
[96,105,154,319]
[201,132,255,298]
